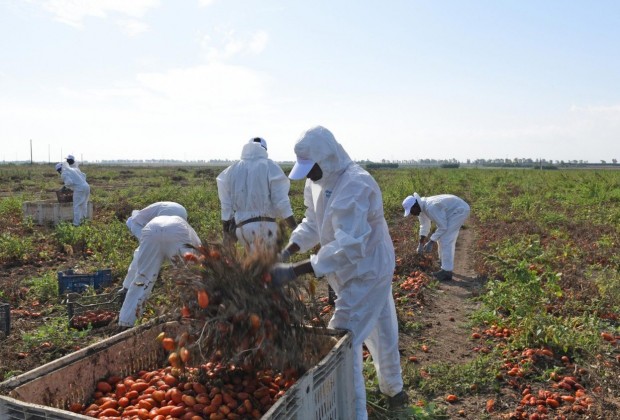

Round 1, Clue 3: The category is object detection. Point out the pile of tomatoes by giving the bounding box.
[71,362,297,419]
[70,309,117,330]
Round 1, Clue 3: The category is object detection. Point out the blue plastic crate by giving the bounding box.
[0,303,9,337]
[57,269,113,295]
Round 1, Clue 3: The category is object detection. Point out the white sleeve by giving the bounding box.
[216,167,234,221]
[268,161,294,219]
[418,213,432,237]
[289,181,320,252]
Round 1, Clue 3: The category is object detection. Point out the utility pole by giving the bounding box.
[30,139,33,165]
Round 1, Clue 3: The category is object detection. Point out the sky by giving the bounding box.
[1,0,619,164]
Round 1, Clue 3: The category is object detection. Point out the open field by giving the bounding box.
[1,164,619,419]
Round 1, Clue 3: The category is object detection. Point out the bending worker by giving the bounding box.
[118,215,201,328]
[119,201,189,297]
[55,162,90,226]
[271,126,407,418]
[125,201,188,240]
[402,192,470,281]
[216,137,297,252]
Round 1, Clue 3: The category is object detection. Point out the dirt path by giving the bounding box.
[410,226,484,368]
[390,222,492,418]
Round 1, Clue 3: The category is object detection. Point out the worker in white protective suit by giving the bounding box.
[270,126,407,419]
[55,162,90,226]
[402,192,470,281]
[118,215,201,328]
[216,137,297,252]
[125,201,188,240]
[65,154,86,180]
[118,202,189,298]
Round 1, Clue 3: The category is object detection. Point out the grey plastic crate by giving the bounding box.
[0,396,91,420]
[262,329,355,419]
[0,319,354,419]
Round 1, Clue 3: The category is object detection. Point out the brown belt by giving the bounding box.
[235,216,276,228]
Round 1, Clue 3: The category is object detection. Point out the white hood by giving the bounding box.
[293,126,353,183]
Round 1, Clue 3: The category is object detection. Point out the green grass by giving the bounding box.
[21,316,91,351]
[26,272,59,304]
[1,163,619,413]
[404,354,502,397]
[0,232,35,264]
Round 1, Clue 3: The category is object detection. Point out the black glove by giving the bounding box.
[222,219,237,244]
[277,249,291,263]
[423,240,435,253]
[270,263,297,287]
[115,287,127,302]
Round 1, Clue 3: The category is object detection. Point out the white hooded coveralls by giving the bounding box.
[68,161,86,181]
[118,215,201,327]
[288,126,403,420]
[216,140,294,251]
[60,162,90,226]
[126,201,188,240]
[123,202,189,289]
[417,194,470,271]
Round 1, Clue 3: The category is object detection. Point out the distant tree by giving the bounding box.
[613,159,618,164]
[440,163,460,169]
[366,162,398,169]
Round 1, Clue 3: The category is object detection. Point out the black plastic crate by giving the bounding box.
[0,303,9,337]
[55,187,73,203]
[67,292,123,330]
[57,269,112,295]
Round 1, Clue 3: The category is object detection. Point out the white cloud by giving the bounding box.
[201,28,269,62]
[570,104,620,121]
[134,63,268,113]
[49,61,269,114]
[37,0,159,29]
[197,0,216,7]
[249,30,268,54]
[115,18,149,36]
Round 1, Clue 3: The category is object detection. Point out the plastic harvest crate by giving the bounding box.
[0,318,355,420]
[67,293,124,329]
[55,188,73,203]
[57,269,112,295]
[0,303,9,338]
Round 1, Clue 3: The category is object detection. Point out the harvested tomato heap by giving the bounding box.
[175,238,327,374]
[72,232,333,418]
[73,363,297,419]
[70,310,117,330]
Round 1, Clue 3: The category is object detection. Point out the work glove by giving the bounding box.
[270,263,297,288]
[277,249,291,263]
[416,242,424,254]
[423,240,435,254]
[115,287,128,302]
[222,220,237,246]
